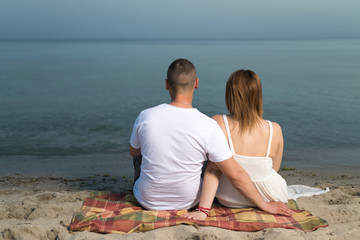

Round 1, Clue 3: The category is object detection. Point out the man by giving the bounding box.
[130,58,291,216]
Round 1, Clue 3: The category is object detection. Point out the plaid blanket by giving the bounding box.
[69,191,328,234]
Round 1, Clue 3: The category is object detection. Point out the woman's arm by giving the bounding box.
[183,157,292,220]
[182,115,226,220]
[271,122,284,172]
[182,162,222,220]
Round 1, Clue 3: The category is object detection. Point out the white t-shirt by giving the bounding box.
[130,104,232,210]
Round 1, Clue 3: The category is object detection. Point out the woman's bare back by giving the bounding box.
[212,114,284,172]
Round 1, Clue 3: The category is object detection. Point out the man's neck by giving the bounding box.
[169,95,193,108]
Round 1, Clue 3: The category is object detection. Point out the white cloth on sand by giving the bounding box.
[287,185,330,200]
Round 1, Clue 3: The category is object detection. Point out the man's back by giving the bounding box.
[130,104,231,210]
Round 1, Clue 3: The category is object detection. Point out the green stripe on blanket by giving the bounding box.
[69,191,328,234]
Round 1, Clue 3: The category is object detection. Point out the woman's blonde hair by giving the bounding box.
[225,70,263,132]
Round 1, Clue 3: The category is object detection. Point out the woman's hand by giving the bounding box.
[181,211,208,221]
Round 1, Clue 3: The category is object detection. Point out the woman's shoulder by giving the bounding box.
[261,119,278,127]
[211,114,227,132]
[211,114,224,122]
[260,119,282,136]
[266,120,283,142]
[268,121,282,133]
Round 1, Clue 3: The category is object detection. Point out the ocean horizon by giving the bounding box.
[1,38,359,176]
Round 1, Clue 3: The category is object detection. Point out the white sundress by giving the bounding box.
[216,115,288,208]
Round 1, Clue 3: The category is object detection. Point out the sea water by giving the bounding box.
[0,39,359,176]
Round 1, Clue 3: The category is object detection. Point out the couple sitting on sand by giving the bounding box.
[129,58,291,220]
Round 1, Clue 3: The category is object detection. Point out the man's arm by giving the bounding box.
[129,145,141,157]
[215,157,292,215]
[183,157,292,220]
[182,117,291,220]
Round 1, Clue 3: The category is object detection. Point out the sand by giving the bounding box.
[1,167,360,240]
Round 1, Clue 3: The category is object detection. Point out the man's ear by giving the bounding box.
[165,79,169,90]
[194,78,199,89]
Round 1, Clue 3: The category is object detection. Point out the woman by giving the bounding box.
[184,69,288,219]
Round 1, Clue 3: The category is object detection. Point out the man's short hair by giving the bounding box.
[167,58,197,93]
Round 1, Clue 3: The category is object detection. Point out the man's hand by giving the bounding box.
[181,211,207,221]
[262,201,293,216]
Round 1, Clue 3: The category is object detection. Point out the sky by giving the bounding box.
[1,0,360,40]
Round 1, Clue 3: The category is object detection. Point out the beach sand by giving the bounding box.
[1,167,360,240]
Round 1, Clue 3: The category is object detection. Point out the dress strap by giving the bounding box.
[266,120,273,157]
[222,115,236,155]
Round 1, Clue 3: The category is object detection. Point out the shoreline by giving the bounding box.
[1,167,360,239]
[2,150,360,178]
